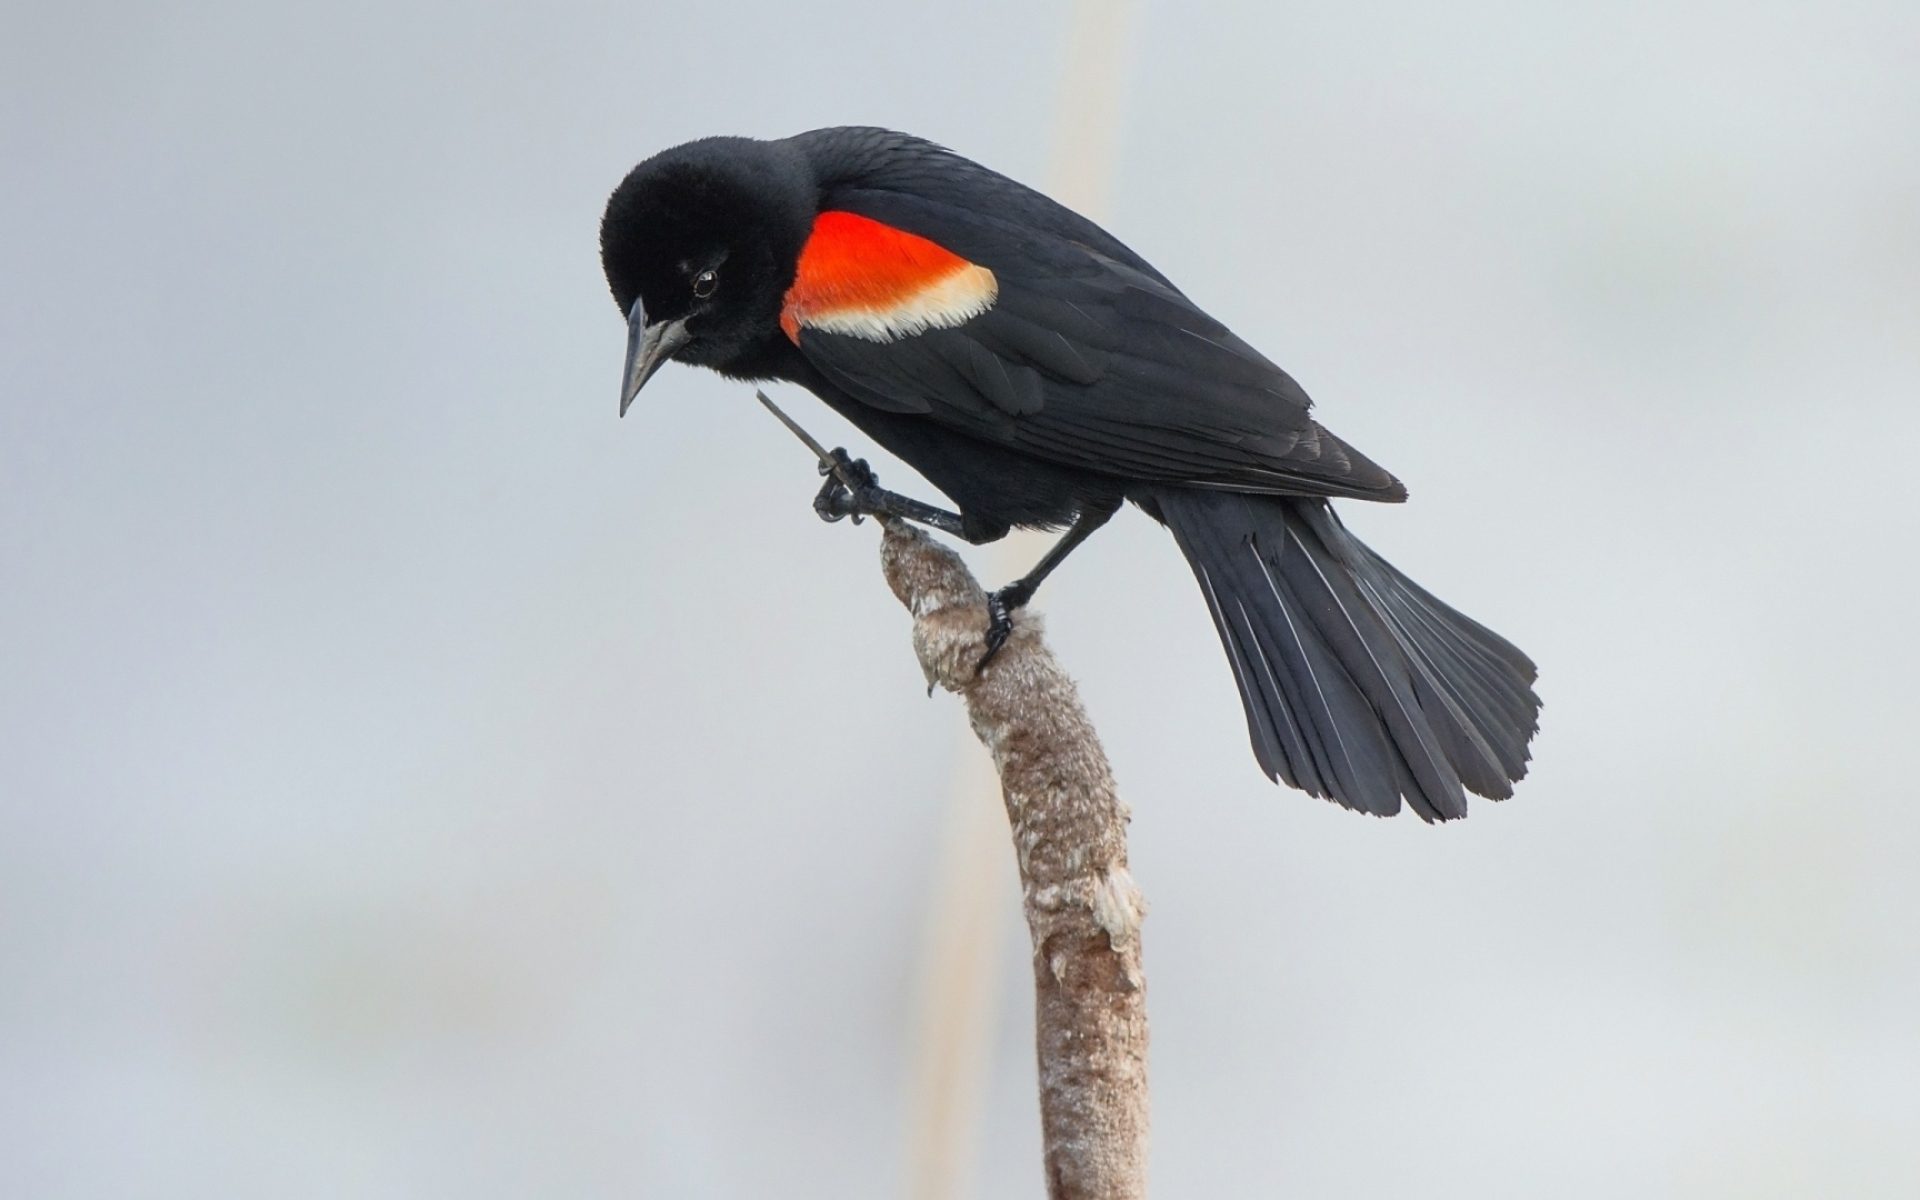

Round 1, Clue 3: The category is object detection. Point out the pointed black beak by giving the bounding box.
[619,298,692,417]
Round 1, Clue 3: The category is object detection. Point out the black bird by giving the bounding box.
[600,127,1539,821]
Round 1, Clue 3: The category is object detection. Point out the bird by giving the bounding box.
[599,126,1540,821]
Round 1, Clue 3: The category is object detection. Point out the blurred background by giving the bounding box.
[3,0,1917,1196]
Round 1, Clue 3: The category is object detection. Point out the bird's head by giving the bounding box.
[600,137,817,414]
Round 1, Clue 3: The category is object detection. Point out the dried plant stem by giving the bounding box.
[879,518,1149,1200]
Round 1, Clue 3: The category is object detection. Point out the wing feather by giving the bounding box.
[784,135,1405,501]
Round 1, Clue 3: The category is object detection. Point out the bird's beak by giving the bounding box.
[619,298,692,417]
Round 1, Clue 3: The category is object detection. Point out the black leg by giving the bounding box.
[812,449,976,540]
[981,498,1121,669]
[757,392,993,545]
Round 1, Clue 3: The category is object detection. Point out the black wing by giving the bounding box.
[785,127,1406,502]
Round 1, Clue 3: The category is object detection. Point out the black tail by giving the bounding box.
[1151,489,1540,821]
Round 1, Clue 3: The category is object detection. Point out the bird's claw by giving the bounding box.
[813,449,878,525]
[977,583,1030,674]
[813,483,862,525]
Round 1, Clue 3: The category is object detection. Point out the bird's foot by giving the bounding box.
[811,449,972,539]
[813,448,879,525]
[978,580,1036,674]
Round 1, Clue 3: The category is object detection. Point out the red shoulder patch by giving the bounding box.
[781,211,998,344]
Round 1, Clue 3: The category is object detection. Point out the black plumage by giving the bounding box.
[600,126,1540,820]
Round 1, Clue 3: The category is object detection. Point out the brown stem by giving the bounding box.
[879,519,1149,1200]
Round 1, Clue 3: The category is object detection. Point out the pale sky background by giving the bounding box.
[3,1,1918,1197]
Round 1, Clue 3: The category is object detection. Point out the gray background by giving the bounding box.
[4,1,1917,1196]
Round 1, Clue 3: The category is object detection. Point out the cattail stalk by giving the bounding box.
[880,519,1150,1200]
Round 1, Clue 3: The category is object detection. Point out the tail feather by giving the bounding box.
[1332,523,1539,787]
[1154,489,1540,821]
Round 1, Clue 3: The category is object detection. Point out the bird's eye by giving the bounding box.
[692,269,718,298]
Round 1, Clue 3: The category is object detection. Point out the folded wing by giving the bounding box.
[782,186,1406,503]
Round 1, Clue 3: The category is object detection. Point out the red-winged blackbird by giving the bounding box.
[600,127,1539,821]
